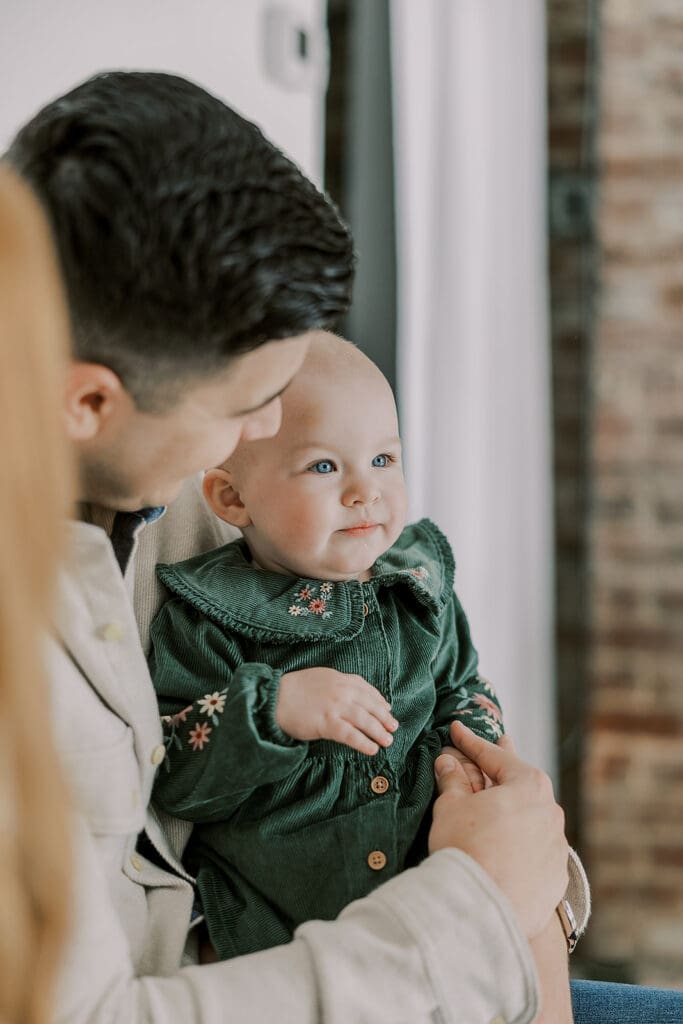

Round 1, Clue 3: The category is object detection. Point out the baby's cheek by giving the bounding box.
[281,508,320,553]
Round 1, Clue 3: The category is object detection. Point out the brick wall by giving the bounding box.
[549,0,683,986]
[585,0,683,986]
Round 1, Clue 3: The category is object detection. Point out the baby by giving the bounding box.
[150,333,504,961]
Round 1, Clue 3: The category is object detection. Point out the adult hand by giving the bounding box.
[447,747,488,792]
[429,721,569,939]
[276,668,398,755]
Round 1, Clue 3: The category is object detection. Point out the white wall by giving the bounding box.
[392,0,555,774]
[0,0,327,184]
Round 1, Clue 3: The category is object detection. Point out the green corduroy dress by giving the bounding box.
[150,518,504,960]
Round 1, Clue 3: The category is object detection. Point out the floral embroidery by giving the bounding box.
[452,680,504,742]
[472,692,503,723]
[161,688,228,766]
[287,582,334,619]
[198,692,227,716]
[188,721,212,751]
[160,712,186,765]
[409,566,429,580]
[482,717,503,740]
[454,686,473,711]
[477,674,497,697]
[160,704,193,728]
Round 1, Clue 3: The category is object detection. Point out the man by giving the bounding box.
[7,72,585,1022]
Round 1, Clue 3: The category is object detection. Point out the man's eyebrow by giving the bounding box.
[233,381,291,417]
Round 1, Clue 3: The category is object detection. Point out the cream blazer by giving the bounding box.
[48,476,582,1024]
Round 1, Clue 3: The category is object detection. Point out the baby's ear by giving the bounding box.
[202,468,252,528]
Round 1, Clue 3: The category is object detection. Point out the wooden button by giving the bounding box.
[130,854,144,872]
[367,850,387,871]
[363,603,369,616]
[370,775,389,794]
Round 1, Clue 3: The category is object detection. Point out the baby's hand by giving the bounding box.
[276,668,398,755]
[443,733,512,792]
[449,747,488,793]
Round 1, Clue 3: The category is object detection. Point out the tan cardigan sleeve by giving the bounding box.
[55,817,540,1024]
[567,847,591,937]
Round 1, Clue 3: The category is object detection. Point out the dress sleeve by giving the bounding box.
[150,599,308,822]
[428,591,505,745]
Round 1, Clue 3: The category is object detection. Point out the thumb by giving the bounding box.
[449,721,521,785]
[434,750,474,796]
[497,733,517,754]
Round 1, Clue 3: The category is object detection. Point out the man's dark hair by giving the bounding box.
[6,71,355,410]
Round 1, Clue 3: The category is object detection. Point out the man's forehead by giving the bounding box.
[207,335,310,413]
[289,431,401,451]
[231,379,292,417]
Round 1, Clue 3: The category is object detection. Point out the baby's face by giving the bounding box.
[226,358,408,581]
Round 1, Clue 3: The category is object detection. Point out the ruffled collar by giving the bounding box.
[156,518,454,643]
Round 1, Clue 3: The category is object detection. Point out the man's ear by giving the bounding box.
[64,361,129,441]
[203,468,252,528]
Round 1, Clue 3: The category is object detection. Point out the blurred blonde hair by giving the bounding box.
[0,166,73,1024]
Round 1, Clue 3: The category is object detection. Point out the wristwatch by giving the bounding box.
[556,898,578,954]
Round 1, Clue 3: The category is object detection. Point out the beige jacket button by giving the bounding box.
[130,853,144,872]
[150,744,166,766]
[97,621,125,642]
[370,775,389,794]
[367,850,387,871]
[489,1017,506,1024]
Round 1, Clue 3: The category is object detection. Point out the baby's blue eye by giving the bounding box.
[308,460,336,474]
[372,454,389,467]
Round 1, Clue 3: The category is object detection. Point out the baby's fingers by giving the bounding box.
[348,706,394,749]
[461,760,487,793]
[330,719,380,756]
[348,679,398,733]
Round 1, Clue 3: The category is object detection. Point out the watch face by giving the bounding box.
[558,900,579,953]
[562,898,577,931]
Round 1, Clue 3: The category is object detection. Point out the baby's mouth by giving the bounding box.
[340,523,379,536]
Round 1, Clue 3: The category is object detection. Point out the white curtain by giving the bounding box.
[390,0,555,774]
